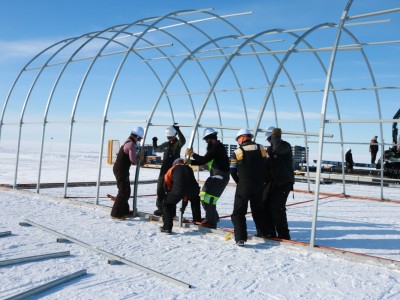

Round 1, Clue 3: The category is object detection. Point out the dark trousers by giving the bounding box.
[231,183,268,242]
[200,172,229,228]
[264,183,292,239]
[111,175,131,218]
[371,152,377,164]
[162,193,201,231]
[156,173,166,210]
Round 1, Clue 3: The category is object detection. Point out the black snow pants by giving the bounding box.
[111,175,131,218]
[162,192,201,231]
[264,182,292,239]
[231,183,268,242]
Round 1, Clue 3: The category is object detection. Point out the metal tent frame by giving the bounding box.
[1,1,399,247]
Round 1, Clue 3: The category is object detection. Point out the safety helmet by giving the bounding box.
[265,126,275,140]
[164,126,177,137]
[235,128,254,141]
[203,128,218,140]
[172,158,184,166]
[131,127,144,139]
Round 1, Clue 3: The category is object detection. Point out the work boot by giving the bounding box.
[236,240,245,247]
[153,209,163,216]
[159,227,172,234]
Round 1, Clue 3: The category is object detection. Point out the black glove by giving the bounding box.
[173,124,179,131]
[152,137,158,142]
[270,134,281,152]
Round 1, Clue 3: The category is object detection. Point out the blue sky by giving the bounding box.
[0,0,399,163]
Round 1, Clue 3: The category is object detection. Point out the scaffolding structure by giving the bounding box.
[1,1,399,247]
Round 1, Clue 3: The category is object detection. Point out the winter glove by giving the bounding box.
[270,130,282,152]
[270,137,281,152]
[185,148,194,157]
[152,137,158,147]
[173,124,180,131]
[183,158,190,165]
[138,152,145,161]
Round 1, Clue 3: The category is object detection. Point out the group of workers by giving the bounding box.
[110,124,294,246]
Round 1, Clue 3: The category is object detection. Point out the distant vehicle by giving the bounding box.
[376,108,400,179]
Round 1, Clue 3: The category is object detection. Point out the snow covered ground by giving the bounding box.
[0,142,399,299]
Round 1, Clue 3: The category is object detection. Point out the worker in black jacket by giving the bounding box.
[345,148,354,173]
[263,127,294,240]
[369,136,379,164]
[230,128,269,246]
[152,125,186,216]
[185,128,230,229]
[160,158,201,234]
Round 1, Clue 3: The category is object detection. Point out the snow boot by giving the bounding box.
[159,227,172,234]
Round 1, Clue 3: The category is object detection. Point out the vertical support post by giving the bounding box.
[310,0,354,248]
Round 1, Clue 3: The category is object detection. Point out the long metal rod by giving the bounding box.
[19,219,191,288]
[190,45,361,60]
[347,7,400,20]
[326,118,399,123]
[296,86,400,93]
[124,11,251,38]
[3,116,398,126]
[0,251,70,267]
[24,43,173,71]
[306,140,397,146]
[1,119,147,125]
[166,83,300,96]
[187,37,400,60]
[238,19,390,38]
[5,269,87,300]
[143,38,283,61]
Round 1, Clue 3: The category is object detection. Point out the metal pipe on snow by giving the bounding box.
[19,219,192,288]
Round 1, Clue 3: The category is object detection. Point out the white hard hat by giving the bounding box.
[265,125,275,140]
[235,128,253,141]
[203,128,218,140]
[346,147,351,152]
[131,127,144,139]
[164,126,177,137]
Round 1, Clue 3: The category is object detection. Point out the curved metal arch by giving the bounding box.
[339,26,385,196]
[311,0,354,247]
[62,34,177,199]
[10,31,105,188]
[247,37,311,187]
[186,28,285,148]
[283,25,385,195]
[251,23,337,137]
[253,28,349,192]
[106,28,198,123]
[36,25,135,193]
[57,15,187,200]
[87,29,198,202]
[96,9,215,209]
[0,39,69,140]
[198,11,281,136]
[286,31,345,193]
[143,11,256,142]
